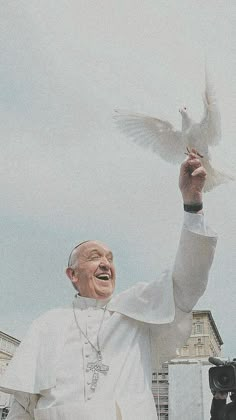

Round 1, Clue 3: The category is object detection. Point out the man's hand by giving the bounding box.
[179,148,207,206]
[213,391,228,400]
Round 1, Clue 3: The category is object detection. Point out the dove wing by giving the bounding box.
[113,109,184,164]
[199,68,221,146]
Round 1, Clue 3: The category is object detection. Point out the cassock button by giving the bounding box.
[88,396,92,400]
[85,354,89,358]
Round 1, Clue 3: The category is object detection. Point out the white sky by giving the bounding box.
[0,1,236,358]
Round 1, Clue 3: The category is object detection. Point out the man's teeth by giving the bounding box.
[96,274,110,280]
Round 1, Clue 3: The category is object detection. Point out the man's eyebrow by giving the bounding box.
[89,248,100,252]
[87,249,113,258]
[88,248,101,254]
[106,251,113,258]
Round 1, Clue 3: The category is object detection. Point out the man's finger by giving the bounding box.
[187,158,202,168]
[181,158,202,174]
[191,166,207,177]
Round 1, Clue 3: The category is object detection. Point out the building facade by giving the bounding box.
[152,310,223,419]
[0,331,20,420]
[178,310,223,359]
[152,363,169,420]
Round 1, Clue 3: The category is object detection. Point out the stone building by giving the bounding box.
[178,310,223,359]
[152,310,223,419]
[152,363,169,419]
[0,331,20,419]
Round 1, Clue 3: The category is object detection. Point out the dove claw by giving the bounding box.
[197,151,204,158]
[185,147,204,159]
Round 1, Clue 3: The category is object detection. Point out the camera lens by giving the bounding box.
[209,364,236,393]
[218,374,230,386]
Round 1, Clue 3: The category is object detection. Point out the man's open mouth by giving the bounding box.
[96,274,110,281]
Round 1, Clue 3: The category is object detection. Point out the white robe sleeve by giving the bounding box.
[109,214,217,368]
[0,317,55,394]
[150,213,217,367]
[110,214,217,319]
[0,310,69,395]
[173,213,217,312]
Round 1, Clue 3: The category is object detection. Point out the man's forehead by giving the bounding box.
[79,240,112,255]
[68,240,113,266]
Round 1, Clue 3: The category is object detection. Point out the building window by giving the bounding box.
[0,339,16,355]
[194,323,203,334]
[195,344,204,356]
[182,345,189,356]
[1,408,9,420]
[152,372,157,383]
[0,339,7,351]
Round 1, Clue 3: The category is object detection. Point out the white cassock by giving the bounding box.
[0,213,217,420]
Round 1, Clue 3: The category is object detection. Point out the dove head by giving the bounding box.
[179,107,188,116]
[179,107,192,130]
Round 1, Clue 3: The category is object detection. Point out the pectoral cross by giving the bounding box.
[87,351,109,390]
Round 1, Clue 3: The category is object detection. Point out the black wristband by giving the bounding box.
[184,203,203,213]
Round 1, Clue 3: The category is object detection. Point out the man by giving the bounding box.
[210,392,236,420]
[0,150,217,419]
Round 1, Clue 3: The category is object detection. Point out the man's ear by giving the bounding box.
[66,267,77,285]
[66,268,80,292]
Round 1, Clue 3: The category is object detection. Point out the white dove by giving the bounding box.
[114,70,234,192]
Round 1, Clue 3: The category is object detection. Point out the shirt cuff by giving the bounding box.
[183,212,217,237]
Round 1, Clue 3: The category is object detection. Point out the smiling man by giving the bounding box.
[66,241,116,299]
[0,151,217,420]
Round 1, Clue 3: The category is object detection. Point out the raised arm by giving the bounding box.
[173,149,217,312]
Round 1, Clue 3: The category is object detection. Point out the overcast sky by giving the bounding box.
[0,1,235,358]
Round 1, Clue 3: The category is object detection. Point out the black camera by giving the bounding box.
[209,357,236,393]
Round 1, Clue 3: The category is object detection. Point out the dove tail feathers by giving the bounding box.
[203,160,235,192]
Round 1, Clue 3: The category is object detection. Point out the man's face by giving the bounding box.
[66,241,116,299]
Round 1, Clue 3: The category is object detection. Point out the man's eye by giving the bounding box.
[90,255,100,260]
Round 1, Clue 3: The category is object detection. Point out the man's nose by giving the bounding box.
[99,257,110,269]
